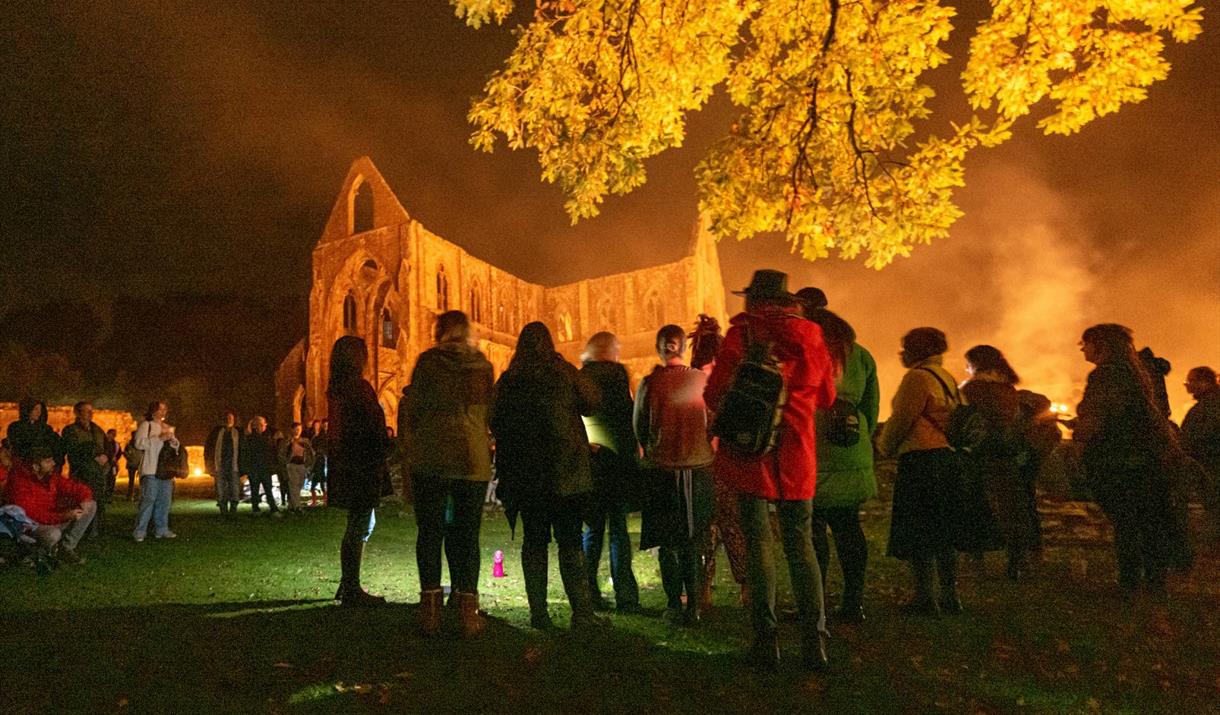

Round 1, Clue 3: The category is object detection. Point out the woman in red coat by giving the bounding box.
[327,336,392,607]
[705,270,837,672]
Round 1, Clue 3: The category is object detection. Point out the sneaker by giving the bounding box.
[155,531,178,540]
[133,533,146,543]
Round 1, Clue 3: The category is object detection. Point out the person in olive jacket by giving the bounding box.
[491,322,608,631]
[579,331,641,614]
[403,310,495,637]
[327,336,392,607]
[800,291,880,624]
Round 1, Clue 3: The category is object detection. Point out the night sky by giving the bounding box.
[2,1,1218,415]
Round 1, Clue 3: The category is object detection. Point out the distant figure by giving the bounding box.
[103,429,121,503]
[491,322,608,631]
[705,270,837,672]
[635,324,714,626]
[123,431,142,502]
[132,401,179,541]
[1073,324,1180,599]
[579,331,641,614]
[961,345,1039,580]
[1180,367,1220,535]
[1138,346,1173,418]
[6,398,61,466]
[2,445,95,565]
[241,416,279,516]
[278,423,315,514]
[60,401,110,539]
[689,314,748,610]
[309,419,329,507]
[403,310,494,636]
[879,328,970,618]
[327,336,392,607]
[801,289,880,624]
[205,411,243,518]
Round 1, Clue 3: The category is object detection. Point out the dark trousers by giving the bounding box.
[739,496,827,639]
[1097,467,1169,589]
[413,475,486,593]
[811,505,868,608]
[126,469,139,500]
[583,500,639,607]
[519,496,590,618]
[248,471,277,511]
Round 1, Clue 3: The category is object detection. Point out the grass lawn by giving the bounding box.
[2,491,1218,714]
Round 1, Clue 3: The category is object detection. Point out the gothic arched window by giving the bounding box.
[342,293,358,333]
[381,308,396,348]
[436,266,449,311]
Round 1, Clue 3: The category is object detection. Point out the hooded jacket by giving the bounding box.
[704,305,837,500]
[6,399,62,465]
[813,342,880,508]
[402,340,495,481]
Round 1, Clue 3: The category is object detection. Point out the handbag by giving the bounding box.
[155,443,189,480]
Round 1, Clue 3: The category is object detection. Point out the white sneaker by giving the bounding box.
[156,531,178,539]
[133,533,145,542]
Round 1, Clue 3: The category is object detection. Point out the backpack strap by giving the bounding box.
[916,366,960,407]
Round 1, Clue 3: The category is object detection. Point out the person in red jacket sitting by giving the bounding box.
[1,444,96,565]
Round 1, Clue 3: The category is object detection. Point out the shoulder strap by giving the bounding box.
[916,366,960,407]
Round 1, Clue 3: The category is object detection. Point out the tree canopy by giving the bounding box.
[451,0,1202,267]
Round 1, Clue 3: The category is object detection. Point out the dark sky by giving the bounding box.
[2,1,1218,413]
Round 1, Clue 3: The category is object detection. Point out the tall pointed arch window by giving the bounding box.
[469,281,483,324]
[381,308,396,348]
[342,293,358,333]
[436,266,449,311]
[353,181,374,234]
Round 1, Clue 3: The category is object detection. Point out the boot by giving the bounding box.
[522,543,553,630]
[559,546,609,630]
[457,592,487,638]
[900,558,939,617]
[801,627,830,673]
[747,629,780,673]
[337,540,386,608]
[418,588,444,636]
[937,552,962,615]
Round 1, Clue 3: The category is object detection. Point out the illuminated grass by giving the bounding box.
[2,497,1217,713]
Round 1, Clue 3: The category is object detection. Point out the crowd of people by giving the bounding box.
[2,267,1217,673]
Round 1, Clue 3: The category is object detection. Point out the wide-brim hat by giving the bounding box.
[733,269,797,301]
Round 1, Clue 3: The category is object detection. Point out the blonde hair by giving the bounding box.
[581,331,620,363]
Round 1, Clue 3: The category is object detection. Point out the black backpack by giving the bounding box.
[712,328,787,456]
[820,397,861,448]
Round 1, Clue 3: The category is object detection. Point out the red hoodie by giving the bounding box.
[1,461,94,525]
[705,305,836,500]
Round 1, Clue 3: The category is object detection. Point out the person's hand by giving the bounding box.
[95,454,109,466]
[66,508,84,520]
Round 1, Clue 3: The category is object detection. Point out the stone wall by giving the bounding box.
[0,403,138,444]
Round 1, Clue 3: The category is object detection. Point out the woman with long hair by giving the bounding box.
[491,322,607,631]
[961,345,1037,580]
[404,310,495,636]
[326,336,391,607]
[1072,324,1180,599]
[800,292,880,623]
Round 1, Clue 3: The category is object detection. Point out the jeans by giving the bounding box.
[248,471,278,511]
[134,476,174,538]
[811,505,868,608]
[214,466,242,506]
[583,500,639,607]
[414,475,486,593]
[739,496,827,640]
[33,500,97,551]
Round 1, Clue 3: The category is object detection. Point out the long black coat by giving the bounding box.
[491,354,597,511]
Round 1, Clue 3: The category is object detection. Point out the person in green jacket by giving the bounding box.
[403,310,495,637]
[800,289,880,623]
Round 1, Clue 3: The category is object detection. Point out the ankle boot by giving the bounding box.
[522,544,553,629]
[900,558,939,617]
[937,552,962,615]
[559,546,608,630]
[419,588,444,636]
[801,626,830,672]
[457,592,487,637]
[747,629,780,673]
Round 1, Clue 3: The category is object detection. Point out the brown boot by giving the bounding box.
[457,592,487,638]
[419,589,444,636]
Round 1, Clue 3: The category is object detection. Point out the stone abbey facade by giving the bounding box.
[275,157,727,429]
